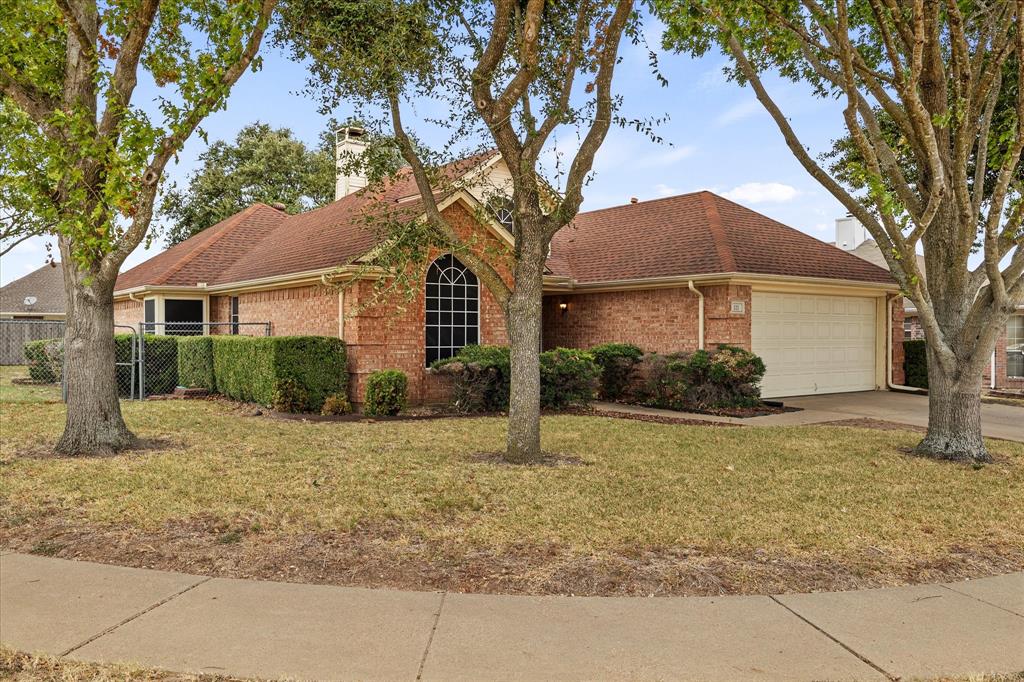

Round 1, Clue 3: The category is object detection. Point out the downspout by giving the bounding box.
[887,296,922,393]
[688,280,704,350]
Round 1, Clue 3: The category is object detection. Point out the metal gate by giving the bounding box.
[114,324,140,400]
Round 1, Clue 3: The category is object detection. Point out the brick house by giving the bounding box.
[837,216,1024,391]
[115,136,905,406]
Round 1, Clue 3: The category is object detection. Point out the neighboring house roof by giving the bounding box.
[117,162,895,294]
[548,192,894,284]
[0,263,65,315]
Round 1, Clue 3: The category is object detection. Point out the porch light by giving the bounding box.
[559,301,568,315]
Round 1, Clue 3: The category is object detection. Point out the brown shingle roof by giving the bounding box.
[1,263,65,314]
[116,152,498,292]
[548,191,894,285]
[118,171,895,293]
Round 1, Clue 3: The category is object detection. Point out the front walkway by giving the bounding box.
[598,390,1024,442]
[2,553,1022,681]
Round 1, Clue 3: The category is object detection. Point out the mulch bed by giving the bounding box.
[2,514,1020,598]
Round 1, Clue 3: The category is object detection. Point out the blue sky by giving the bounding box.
[1,16,853,286]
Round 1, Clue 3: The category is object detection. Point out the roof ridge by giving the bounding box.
[710,192,893,278]
[577,190,714,217]
[701,192,737,272]
[155,204,273,285]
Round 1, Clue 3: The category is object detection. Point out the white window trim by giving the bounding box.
[141,294,209,335]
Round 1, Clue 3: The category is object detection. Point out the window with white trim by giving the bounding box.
[1008,315,1023,378]
[425,254,479,366]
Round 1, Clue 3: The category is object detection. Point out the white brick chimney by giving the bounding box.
[835,214,868,250]
[335,126,368,200]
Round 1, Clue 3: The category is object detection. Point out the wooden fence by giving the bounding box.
[0,320,65,365]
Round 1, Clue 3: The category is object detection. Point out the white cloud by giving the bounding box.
[697,62,730,90]
[722,182,800,204]
[715,99,762,127]
[641,145,696,167]
[654,183,681,197]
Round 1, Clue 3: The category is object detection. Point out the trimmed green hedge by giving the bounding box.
[177,336,215,390]
[212,335,348,412]
[24,334,177,395]
[131,335,178,395]
[903,339,928,389]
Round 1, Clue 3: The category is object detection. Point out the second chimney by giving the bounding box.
[335,126,368,200]
[835,214,868,251]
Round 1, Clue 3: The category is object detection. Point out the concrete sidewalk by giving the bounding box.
[2,553,1022,681]
[597,390,1024,442]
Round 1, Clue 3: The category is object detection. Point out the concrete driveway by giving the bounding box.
[598,391,1022,442]
[774,391,1023,442]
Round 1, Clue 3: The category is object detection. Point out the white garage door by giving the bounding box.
[752,292,877,398]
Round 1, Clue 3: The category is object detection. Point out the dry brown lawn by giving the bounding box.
[2,366,1021,596]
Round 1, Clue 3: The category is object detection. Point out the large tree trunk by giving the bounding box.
[908,205,994,464]
[914,351,990,463]
[504,249,545,464]
[55,268,134,455]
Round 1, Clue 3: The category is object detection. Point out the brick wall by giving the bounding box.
[240,286,338,337]
[542,284,752,354]
[342,202,512,406]
[113,298,143,329]
[910,311,1023,391]
[890,295,905,386]
[985,314,1024,391]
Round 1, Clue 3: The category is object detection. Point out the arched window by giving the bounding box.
[425,254,479,366]
[488,196,515,234]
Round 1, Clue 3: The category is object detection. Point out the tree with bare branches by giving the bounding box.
[659,0,1022,462]
[279,0,643,463]
[1,0,278,454]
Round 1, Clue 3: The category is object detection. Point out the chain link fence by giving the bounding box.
[0,319,66,365]
[133,322,270,399]
[3,319,270,400]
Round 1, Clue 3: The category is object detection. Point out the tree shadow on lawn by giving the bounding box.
[7,436,182,460]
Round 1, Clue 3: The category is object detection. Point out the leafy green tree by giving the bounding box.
[161,122,335,245]
[0,0,278,454]
[278,0,643,463]
[658,0,1022,463]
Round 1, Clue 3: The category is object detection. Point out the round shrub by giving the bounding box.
[639,345,766,410]
[639,352,689,410]
[364,370,407,416]
[589,342,643,400]
[321,393,353,416]
[432,345,510,412]
[539,347,600,409]
[24,339,63,383]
